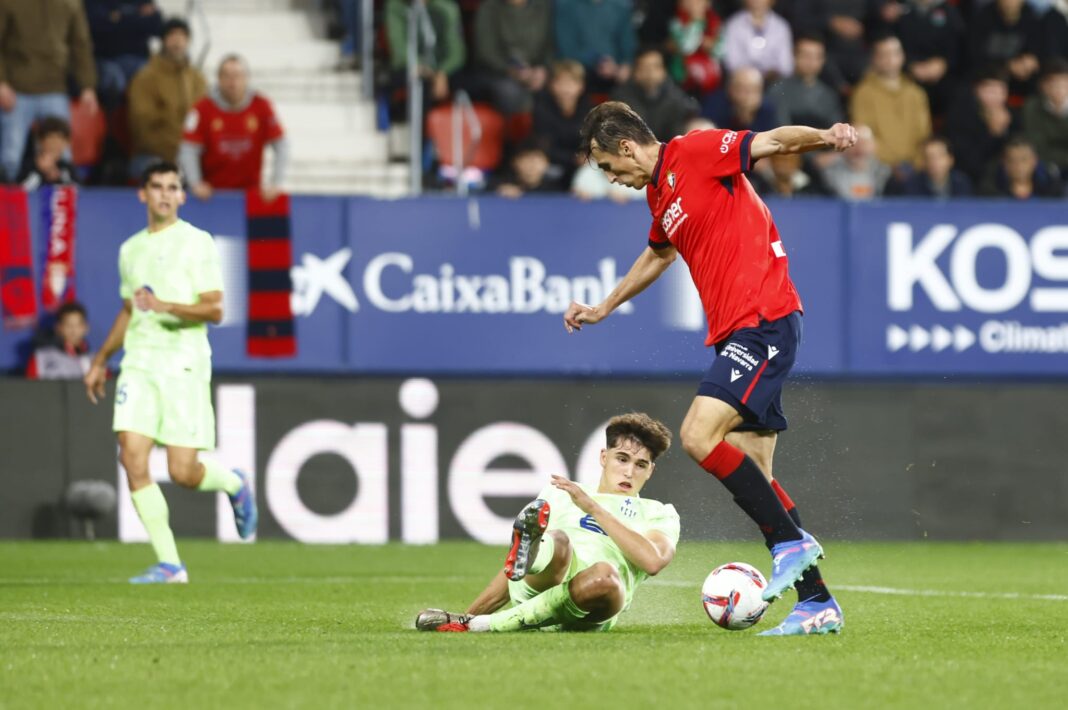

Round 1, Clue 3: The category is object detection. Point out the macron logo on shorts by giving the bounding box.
[768,346,779,360]
[730,368,743,382]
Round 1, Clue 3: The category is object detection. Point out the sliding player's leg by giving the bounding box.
[465,561,624,633]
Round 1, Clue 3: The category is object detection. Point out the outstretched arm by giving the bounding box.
[563,245,677,332]
[750,123,857,160]
[465,570,511,615]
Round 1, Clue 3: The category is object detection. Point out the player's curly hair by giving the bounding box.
[605,413,672,461]
[578,101,658,161]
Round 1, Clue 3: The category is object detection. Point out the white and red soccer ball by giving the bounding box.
[701,562,769,630]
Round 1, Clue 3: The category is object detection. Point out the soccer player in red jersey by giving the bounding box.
[179,54,288,201]
[564,101,856,636]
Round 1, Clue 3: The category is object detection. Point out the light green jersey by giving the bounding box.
[118,219,223,380]
[535,482,681,606]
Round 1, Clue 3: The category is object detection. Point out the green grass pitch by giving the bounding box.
[2,541,1066,708]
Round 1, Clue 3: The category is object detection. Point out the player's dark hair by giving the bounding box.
[605,413,672,461]
[578,101,658,160]
[140,161,181,187]
[34,116,71,141]
[56,301,87,322]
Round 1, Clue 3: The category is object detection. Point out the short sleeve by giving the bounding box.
[260,98,284,142]
[191,230,224,294]
[647,503,681,546]
[182,103,206,145]
[118,246,133,299]
[679,128,755,178]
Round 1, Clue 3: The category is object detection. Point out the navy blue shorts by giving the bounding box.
[697,311,802,432]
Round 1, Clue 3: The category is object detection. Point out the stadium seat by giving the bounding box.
[505,111,533,146]
[69,99,107,168]
[425,102,505,172]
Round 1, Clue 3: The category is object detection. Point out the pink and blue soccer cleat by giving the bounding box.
[230,470,258,539]
[763,530,824,601]
[129,562,188,584]
[758,596,844,636]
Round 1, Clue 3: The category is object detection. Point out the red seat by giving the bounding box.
[425,102,505,172]
[505,111,533,145]
[68,99,107,167]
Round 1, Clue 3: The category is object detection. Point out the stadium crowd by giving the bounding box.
[0,0,1065,200]
[0,1,286,195]
[358,0,1068,199]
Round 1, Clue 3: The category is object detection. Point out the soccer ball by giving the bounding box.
[701,562,769,630]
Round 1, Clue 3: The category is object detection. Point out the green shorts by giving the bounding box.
[112,367,215,449]
[507,546,621,632]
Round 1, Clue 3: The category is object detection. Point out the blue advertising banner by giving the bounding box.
[1,191,1062,377]
[848,201,1068,375]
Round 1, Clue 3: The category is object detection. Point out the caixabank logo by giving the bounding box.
[879,220,1068,370]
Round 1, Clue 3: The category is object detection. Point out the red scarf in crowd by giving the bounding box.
[39,185,78,313]
[245,189,296,357]
[0,187,37,329]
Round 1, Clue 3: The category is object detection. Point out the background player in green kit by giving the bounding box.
[416,413,678,632]
[83,161,258,584]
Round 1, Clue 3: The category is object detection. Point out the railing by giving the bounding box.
[360,0,374,100]
[450,90,481,197]
[406,0,435,194]
[185,0,211,70]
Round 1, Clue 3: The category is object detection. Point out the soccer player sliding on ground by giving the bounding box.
[84,162,258,584]
[417,413,679,632]
[563,103,856,635]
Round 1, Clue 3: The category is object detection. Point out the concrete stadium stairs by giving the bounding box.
[156,0,408,196]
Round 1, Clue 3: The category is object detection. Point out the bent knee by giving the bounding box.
[583,562,624,601]
[168,462,201,488]
[548,530,572,556]
[680,423,724,462]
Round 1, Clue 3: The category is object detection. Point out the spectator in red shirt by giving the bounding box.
[179,54,288,200]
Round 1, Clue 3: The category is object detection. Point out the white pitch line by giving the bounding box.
[5,576,1066,602]
[0,575,475,586]
[648,579,1068,602]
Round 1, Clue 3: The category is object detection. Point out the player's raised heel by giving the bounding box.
[503,498,550,582]
[229,470,258,539]
[129,562,188,584]
[415,608,471,632]
[758,595,844,636]
[762,530,823,602]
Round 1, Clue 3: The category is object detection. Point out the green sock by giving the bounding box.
[196,457,242,496]
[130,484,181,566]
[487,581,588,632]
[528,532,555,576]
